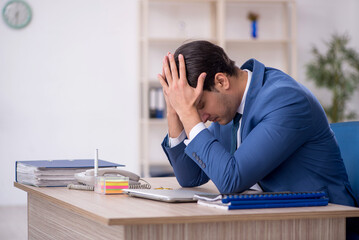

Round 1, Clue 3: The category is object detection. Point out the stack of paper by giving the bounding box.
[15,159,123,187]
[194,191,329,210]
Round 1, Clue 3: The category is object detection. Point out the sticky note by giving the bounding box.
[94,176,129,194]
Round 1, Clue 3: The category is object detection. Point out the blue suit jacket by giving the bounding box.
[162,59,358,207]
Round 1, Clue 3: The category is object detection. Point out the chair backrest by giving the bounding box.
[330,121,359,200]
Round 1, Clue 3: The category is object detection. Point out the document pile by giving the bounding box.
[15,159,123,187]
[194,191,329,210]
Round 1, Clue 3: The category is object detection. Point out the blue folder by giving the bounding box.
[16,159,123,169]
[221,191,327,203]
[226,199,329,210]
[195,191,329,210]
[226,197,329,209]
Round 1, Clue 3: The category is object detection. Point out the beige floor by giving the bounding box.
[0,205,27,240]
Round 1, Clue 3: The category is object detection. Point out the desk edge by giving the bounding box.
[15,182,359,226]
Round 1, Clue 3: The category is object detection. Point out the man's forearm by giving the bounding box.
[167,110,184,138]
[178,108,202,138]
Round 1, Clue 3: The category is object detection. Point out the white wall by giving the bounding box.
[1,0,358,206]
[0,0,139,205]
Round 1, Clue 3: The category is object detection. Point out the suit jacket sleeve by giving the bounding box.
[161,135,210,187]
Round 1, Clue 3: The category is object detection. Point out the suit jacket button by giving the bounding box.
[202,163,206,168]
[192,153,197,158]
[198,159,203,164]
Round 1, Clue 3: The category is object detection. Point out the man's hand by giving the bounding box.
[159,53,206,117]
[158,53,206,137]
[158,57,184,138]
[159,60,176,116]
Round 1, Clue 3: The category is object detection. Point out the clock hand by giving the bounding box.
[15,11,19,25]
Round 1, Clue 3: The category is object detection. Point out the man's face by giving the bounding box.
[197,90,237,125]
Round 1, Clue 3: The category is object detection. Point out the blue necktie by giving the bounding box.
[230,113,242,155]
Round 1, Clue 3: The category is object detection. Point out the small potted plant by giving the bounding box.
[306,33,359,122]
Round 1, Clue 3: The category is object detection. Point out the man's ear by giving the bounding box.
[214,73,230,91]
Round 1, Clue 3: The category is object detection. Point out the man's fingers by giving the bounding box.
[168,53,179,82]
[163,56,173,86]
[196,72,207,94]
[162,65,166,83]
[158,74,169,93]
[178,54,187,83]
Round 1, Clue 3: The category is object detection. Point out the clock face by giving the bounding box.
[2,0,32,29]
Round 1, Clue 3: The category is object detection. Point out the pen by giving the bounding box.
[154,187,173,190]
[94,149,98,177]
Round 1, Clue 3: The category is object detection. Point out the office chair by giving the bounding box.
[330,121,359,200]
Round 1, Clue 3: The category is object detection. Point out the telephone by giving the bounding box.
[74,168,151,189]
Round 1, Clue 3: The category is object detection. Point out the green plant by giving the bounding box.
[306,33,359,123]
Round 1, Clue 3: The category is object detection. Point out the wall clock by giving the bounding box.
[2,0,32,29]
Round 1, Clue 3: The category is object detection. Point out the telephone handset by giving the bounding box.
[74,168,151,189]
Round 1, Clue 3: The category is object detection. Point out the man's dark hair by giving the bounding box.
[173,40,237,91]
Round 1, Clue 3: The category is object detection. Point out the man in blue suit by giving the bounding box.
[158,40,358,208]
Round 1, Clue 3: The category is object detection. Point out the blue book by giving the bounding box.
[226,200,329,210]
[195,191,329,210]
[220,191,327,203]
[16,159,124,187]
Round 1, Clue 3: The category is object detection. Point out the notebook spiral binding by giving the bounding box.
[221,191,327,203]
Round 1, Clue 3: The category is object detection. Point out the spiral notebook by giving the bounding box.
[194,191,329,210]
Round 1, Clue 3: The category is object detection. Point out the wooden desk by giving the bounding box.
[15,177,359,240]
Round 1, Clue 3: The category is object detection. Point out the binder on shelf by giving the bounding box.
[194,191,329,210]
[156,88,164,119]
[149,88,157,118]
[15,159,124,187]
[148,87,165,119]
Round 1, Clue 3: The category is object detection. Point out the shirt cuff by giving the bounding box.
[168,130,187,148]
[184,122,206,146]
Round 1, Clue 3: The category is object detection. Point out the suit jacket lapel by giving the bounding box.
[239,59,266,142]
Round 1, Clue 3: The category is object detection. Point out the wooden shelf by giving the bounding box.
[227,0,294,3]
[141,118,167,125]
[146,37,218,43]
[140,79,161,86]
[226,39,290,44]
[149,0,294,2]
[139,0,297,177]
[148,0,217,3]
